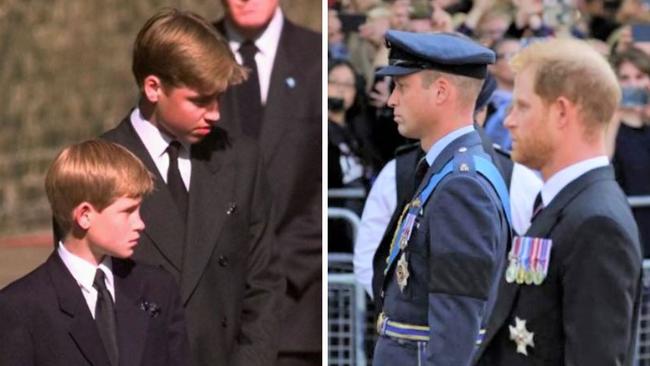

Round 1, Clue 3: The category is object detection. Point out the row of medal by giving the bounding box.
[505,236,552,285]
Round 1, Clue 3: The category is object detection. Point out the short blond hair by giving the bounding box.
[133,8,246,95]
[510,38,621,131]
[45,140,154,235]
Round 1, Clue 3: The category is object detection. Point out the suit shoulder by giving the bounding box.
[0,261,52,304]
[115,259,176,285]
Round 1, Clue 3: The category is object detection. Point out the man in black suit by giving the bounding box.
[0,140,189,366]
[475,38,642,365]
[101,9,284,366]
[214,1,322,365]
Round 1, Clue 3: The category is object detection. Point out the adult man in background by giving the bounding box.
[475,38,642,365]
[214,1,322,365]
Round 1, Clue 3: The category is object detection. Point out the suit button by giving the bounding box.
[222,317,228,328]
[218,255,229,267]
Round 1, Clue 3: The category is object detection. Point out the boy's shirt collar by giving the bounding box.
[130,107,190,159]
[57,241,115,303]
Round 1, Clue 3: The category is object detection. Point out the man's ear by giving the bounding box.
[142,75,164,103]
[553,96,575,130]
[72,202,95,231]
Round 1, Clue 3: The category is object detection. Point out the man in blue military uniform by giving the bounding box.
[371,30,512,366]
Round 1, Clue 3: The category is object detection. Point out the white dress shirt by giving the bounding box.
[130,108,191,189]
[354,159,397,298]
[224,7,283,105]
[57,242,115,318]
[539,156,609,207]
[510,163,543,235]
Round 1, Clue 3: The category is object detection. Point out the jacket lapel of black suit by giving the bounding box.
[47,253,111,366]
[258,19,295,160]
[112,259,149,366]
[104,117,186,273]
[180,128,233,303]
[477,165,615,357]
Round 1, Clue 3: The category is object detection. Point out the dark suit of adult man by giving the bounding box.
[102,119,283,366]
[0,254,188,366]
[215,9,322,363]
[475,167,641,365]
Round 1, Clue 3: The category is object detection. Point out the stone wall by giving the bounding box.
[0,0,321,236]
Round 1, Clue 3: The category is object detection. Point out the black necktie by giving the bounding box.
[532,192,544,220]
[167,141,188,220]
[238,41,263,138]
[93,269,119,366]
[414,157,429,189]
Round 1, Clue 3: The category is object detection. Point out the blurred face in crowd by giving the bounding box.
[489,39,520,88]
[505,66,555,170]
[329,9,344,45]
[618,61,650,90]
[359,17,390,46]
[390,1,411,30]
[223,0,279,35]
[388,72,434,140]
[477,14,510,47]
[409,17,433,33]
[328,64,357,112]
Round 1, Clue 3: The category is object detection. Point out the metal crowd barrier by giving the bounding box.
[328,207,366,365]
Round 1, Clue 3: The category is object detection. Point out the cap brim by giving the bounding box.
[375,65,421,77]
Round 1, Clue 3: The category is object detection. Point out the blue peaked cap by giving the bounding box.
[376,30,496,79]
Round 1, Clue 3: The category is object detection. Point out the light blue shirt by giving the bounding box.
[424,125,475,166]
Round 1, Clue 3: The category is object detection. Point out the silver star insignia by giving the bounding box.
[509,317,535,356]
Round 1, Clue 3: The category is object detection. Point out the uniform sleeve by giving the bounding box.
[424,174,506,365]
[562,216,641,365]
[354,160,397,298]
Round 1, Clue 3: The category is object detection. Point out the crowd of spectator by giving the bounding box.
[328,0,650,257]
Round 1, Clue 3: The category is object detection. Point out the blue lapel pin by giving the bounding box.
[285,77,296,88]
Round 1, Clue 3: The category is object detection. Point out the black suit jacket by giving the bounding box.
[0,253,189,366]
[476,166,642,365]
[102,118,284,366]
[216,18,322,352]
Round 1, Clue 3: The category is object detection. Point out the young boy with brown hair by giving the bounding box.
[0,139,190,366]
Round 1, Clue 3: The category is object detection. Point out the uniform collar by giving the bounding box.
[424,125,475,166]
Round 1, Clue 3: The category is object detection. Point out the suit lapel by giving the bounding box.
[180,128,234,303]
[477,166,615,357]
[105,118,186,273]
[47,253,111,366]
[113,259,149,366]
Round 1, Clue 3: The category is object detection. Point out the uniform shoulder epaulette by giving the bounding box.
[394,141,420,156]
